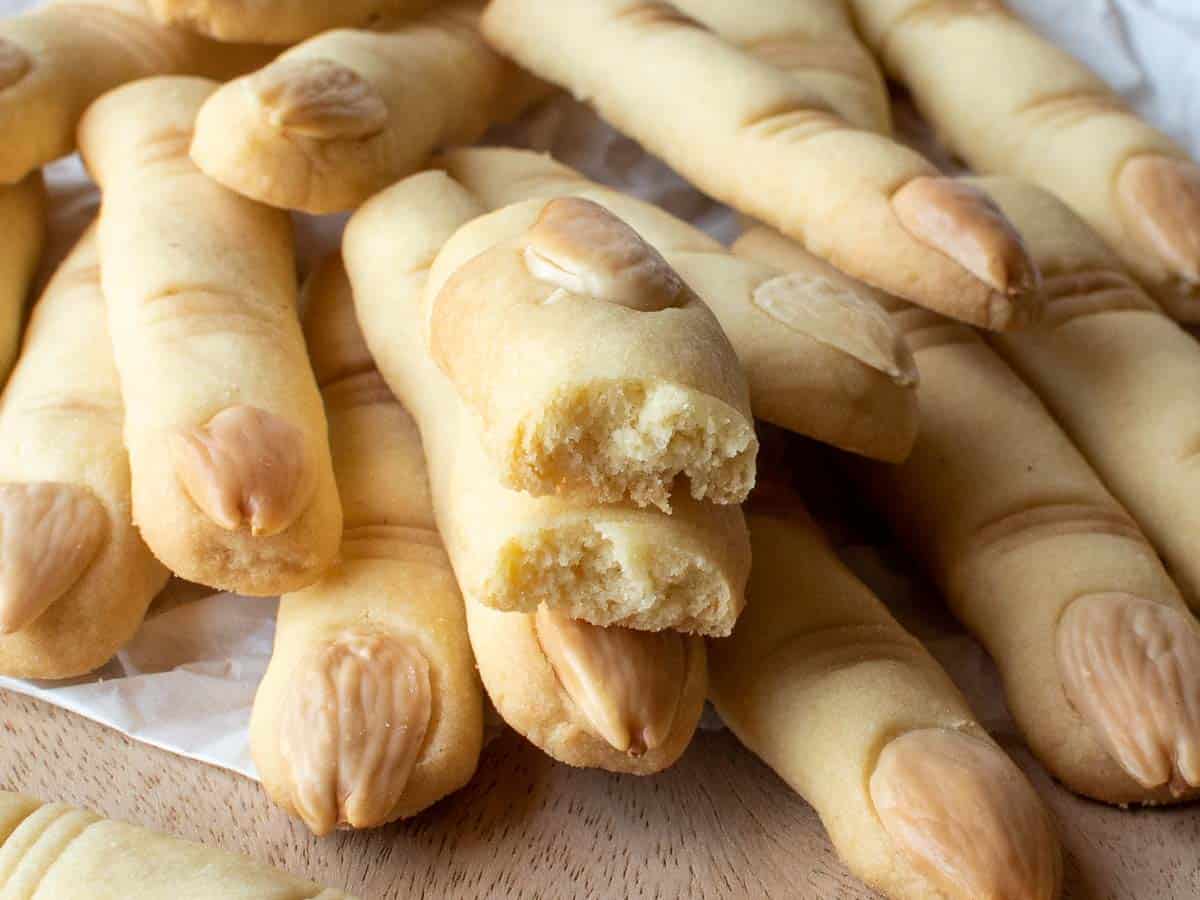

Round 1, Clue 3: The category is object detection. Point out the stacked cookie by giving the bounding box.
[0,1,1198,898]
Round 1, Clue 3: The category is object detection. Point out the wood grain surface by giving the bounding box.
[1,690,1197,899]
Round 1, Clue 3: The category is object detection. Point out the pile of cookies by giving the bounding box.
[0,1,1198,898]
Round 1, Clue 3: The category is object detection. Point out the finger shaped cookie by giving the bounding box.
[849,0,1200,320]
[190,2,549,214]
[441,148,919,463]
[0,174,44,386]
[424,194,756,511]
[339,193,708,771]
[972,177,1200,614]
[79,77,340,596]
[0,0,270,186]
[737,226,1200,806]
[251,258,481,836]
[0,791,357,898]
[344,169,749,636]
[480,0,1040,329]
[146,0,433,44]
[668,0,890,133]
[0,228,169,680]
[712,491,1060,900]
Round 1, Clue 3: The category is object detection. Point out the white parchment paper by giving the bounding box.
[0,0,1197,780]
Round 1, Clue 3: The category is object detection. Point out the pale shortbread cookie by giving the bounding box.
[850,0,1200,320]
[0,791,356,898]
[344,169,749,637]
[738,226,1200,807]
[712,497,1060,900]
[191,2,550,213]
[0,174,44,385]
[0,0,270,185]
[668,0,891,133]
[319,256,706,773]
[424,195,757,511]
[146,0,434,44]
[250,259,483,836]
[78,77,341,596]
[974,177,1200,616]
[0,229,169,680]
[440,148,919,463]
[480,0,1040,330]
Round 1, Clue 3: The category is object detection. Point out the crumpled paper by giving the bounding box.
[0,0,1197,781]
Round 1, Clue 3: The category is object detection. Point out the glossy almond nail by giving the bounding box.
[536,606,687,755]
[871,728,1060,900]
[524,197,688,311]
[280,629,432,835]
[893,176,1040,326]
[0,483,108,634]
[1058,592,1200,794]
[170,405,313,536]
[251,58,388,141]
[1118,155,1200,284]
[753,271,918,386]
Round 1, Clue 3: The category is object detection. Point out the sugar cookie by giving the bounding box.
[479,0,1040,329]
[79,76,340,595]
[737,225,1200,806]
[0,228,168,679]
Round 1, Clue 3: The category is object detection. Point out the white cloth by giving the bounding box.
[0,0,1197,779]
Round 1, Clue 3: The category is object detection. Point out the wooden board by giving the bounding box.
[1,689,1198,899]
